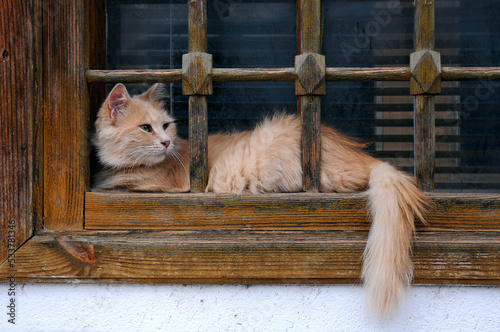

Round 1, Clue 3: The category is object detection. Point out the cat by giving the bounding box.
[93,83,428,318]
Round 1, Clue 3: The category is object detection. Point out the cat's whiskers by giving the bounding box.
[171,149,188,174]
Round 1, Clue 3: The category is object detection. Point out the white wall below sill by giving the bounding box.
[1,284,499,332]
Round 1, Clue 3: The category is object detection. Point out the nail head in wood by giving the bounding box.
[410,50,442,95]
[295,53,326,95]
[182,52,213,95]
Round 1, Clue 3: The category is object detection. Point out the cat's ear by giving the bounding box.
[107,83,131,124]
[139,83,168,103]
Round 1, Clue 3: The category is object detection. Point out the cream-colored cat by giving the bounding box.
[94,83,428,318]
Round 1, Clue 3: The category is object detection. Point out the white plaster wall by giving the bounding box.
[1,284,499,331]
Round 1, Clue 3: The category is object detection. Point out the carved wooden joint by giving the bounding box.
[410,50,442,95]
[182,52,213,95]
[295,53,326,95]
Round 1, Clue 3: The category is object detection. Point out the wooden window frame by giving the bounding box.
[1,0,499,285]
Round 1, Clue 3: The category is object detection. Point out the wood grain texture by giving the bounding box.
[295,53,325,95]
[1,230,498,284]
[31,0,44,231]
[85,192,369,230]
[442,67,500,81]
[86,67,500,84]
[0,1,33,262]
[184,0,209,192]
[297,0,322,54]
[84,192,500,231]
[414,95,435,191]
[189,96,208,192]
[300,96,322,192]
[297,0,323,192]
[86,69,183,83]
[414,0,434,52]
[42,0,89,230]
[410,50,441,95]
[326,67,410,81]
[412,0,437,191]
[213,68,296,82]
[182,52,212,95]
[187,0,207,53]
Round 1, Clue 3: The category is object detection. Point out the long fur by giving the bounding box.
[94,84,428,317]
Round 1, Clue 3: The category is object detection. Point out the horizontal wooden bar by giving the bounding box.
[213,68,296,82]
[86,69,183,83]
[1,230,498,284]
[86,67,500,83]
[86,68,296,83]
[326,67,410,81]
[442,67,500,81]
[84,192,500,231]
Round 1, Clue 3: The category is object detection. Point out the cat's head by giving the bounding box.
[94,83,178,168]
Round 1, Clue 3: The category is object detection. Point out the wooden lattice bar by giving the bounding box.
[184,0,210,192]
[86,67,500,84]
[296,0,324,192]
[411,0,438,191]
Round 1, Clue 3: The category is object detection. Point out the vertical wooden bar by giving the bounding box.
[297,0,323,192]
[186,0,209,192]
[414,96,435,190]
[413,0,437,191]
[188,0,207,53]
[414,0,435,51]
[298,0,321,54]
[189,96,208,191]
[42,0,89,229]
[0,1,34,261]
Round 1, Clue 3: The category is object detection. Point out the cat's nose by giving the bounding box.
[161,141,170,148]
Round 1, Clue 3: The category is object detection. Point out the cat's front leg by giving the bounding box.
[206,164,250,195]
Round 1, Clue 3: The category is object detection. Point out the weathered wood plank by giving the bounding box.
[85,192,369,230]
[42,1,89,229]
[84,192,500,231]
[1,231,498,284]
[0,0,34,262]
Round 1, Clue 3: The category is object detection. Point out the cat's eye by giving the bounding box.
[163,123,170,130]
[139,124,152,132]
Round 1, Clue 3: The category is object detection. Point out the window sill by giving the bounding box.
[2,193,498,284]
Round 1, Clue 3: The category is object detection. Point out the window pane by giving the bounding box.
[436,0,500,192]
[105,0,500,192]
[207,0,296,133]
[323,1,414,174]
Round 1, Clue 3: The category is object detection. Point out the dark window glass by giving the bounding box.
[106,0,500,192]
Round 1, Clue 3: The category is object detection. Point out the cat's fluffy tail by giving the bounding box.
[363,162,428,318]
